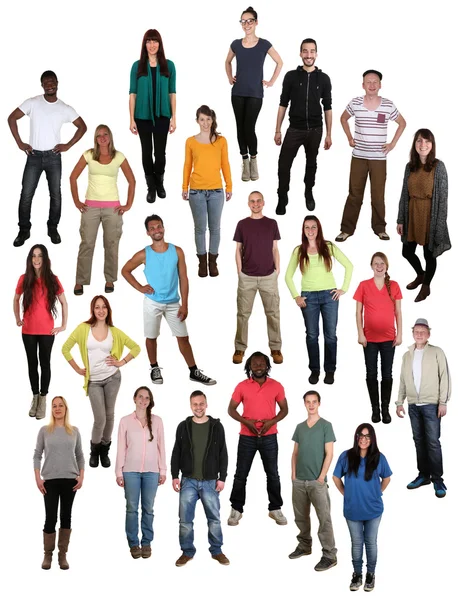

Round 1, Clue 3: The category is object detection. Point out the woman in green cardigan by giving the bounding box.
[62,295,140,469]
[129,29,176,203]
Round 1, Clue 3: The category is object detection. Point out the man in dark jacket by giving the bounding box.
[171,390,229,567]
[274,38,332,215]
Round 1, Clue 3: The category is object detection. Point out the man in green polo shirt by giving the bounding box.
[290,390,337,571]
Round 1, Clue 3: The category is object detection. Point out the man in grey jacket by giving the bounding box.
[396,318,450,498]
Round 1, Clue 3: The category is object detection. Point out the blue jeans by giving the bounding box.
[300,290,339,373]
[346,515,382,574]
[123,472,159,547]
[18,150,62,231]
[408,404,443,483]
[179,477,223,557]
[363,341,395,380]
[188,189,225,255]
[230,434,282,513]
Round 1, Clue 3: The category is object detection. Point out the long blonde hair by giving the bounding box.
[47,396,74,436]
[91,124,116,161]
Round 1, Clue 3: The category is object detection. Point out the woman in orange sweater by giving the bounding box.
[182,105,232,277]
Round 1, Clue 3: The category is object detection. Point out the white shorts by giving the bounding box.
[143,297,188,338]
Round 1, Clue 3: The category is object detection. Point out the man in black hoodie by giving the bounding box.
[275,39,332,215]
[171,390,229,567]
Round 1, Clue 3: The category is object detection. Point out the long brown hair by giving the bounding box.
[196,105,220,144]
[91,124,116,161]
[134,386,155,442]
[409,128,437,173]
[84,295,114,327]
[22,244,59,317]
[297,216,332,274]
[137,29,169,78]
[47,396,74,436]
[371,252,395,305]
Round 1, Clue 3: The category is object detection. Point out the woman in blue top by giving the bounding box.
[333,423,392,593]
[224,6,283,182]
[129,29,176,203]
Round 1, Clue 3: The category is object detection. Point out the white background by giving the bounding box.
[0,1,454,598]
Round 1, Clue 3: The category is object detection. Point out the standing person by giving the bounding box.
[225,6,283,181]
[33,396,84,570]
[354,252,402,424]
[335,70,406,242]
[8,70,87,247]
[129,29,176,202]
[396,129,451,302]
[171,391,229,567]
[14,244,68,419]
[116,386,166,559]
[333,424,392,592]
[70,124,136,296]
[121,215,216,386]
[396,318,450,498]
[227,352,288,526]
[182,105,232,278]
[233,191,282,365]
[290,391,337,572]
[285,216,353,385]
[275,38,332,215]
[62,295,140,469]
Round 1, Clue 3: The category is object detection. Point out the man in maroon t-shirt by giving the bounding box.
[233,191,283,365]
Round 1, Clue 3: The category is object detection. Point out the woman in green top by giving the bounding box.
[129,29,176,203]
[285,216,353,385]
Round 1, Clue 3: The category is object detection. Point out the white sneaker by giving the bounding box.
[269,509,288,525]
[227,508,243,526]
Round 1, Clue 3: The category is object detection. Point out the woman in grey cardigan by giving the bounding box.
[33,396,84,570]
[396,129,450,302]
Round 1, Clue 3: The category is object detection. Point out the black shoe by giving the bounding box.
[155,174,166,199]
[380,379,393,423]
[150,365,164,385]
[189,368,216,386]
[13,229,30,247]
[89,442,101,468]
[48,229,61,244]
[288,547,311,559]
[366,379,381,423]
[314,556,337,571]
[324,372,335,385]
[275,193,288,216]
[364,572,375,592]
[308,371,320,384]
[99,441,111,468]
[146,175,156,203]
[350,572,363,591]
[305,189,315,211]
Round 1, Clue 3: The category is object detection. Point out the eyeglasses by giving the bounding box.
[357,434,371,441]
[240,18,256,26]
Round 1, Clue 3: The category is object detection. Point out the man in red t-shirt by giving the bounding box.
[227,352,289,526]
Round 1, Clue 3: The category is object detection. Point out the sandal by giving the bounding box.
[377,232,390,240]
[105,283,115,293]
[74,285,84,296]
[335,232,350,242]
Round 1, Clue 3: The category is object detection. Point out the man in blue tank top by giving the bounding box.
[121,214,216,385]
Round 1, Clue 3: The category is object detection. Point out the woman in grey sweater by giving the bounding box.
[33,396,84,570]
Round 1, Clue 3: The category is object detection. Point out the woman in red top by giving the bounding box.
[13,245,68,419]
[353,253,402,424]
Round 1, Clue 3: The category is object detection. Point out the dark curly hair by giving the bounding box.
[244,351,271,379]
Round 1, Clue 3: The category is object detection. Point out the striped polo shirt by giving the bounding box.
[346,96,399,160]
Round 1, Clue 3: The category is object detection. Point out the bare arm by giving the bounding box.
[274,106,287,145]
[121,249,152,294]
[340,110,354,146]
[356,301,366,346]
[264,47,283,87]
[324,110,333,149]
[333,475,345,496]
[13,293,22,325]
[318,441,334,482]
[129,94,137,134]
[235,242,243,274]
[55,117,87,153]
[394,299,402,346]
[176,246,189,319]
[291,442,299,480]
[118,159,136,212]
[273,240,280,274]
[381,476,391,492]
[50,292,68,334]
[259,398,288,435]
[227,399,260,436]
[169,93,176,133]
[225,48,236,84]
[390,114,406,147]
[69,155,88,211]
[8,108,31,153]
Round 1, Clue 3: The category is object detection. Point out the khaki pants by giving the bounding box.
[235,271,281,351]
[292,479,337,560]
[340,157,387,235]
[76,207,123,285]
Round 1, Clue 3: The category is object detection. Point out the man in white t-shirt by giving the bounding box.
[8,71,87,247]
[335,70,406,243]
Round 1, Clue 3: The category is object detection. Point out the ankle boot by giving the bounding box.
[208,253,219,277]
[57,528,71,570]
[155,173,166,198]
[197,254,208,277]
[241,158,250,182]
[42,532,56,570]
[89,442,101,468]
[406,272,424,290]
[35,395,47,420]
[99,441,111,468]
[414,284,430,303]
[381,379,393,424]
[29,394,39,417]
[366,379,381,423]
[145,175,156,203]
[250,156,259,181]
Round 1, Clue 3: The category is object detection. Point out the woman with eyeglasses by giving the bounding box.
[333,423,392,593]
[224,6,283,182]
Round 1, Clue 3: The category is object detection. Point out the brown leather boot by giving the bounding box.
[58,528,72,570]
[406,272,424,290]
[42,532,56,570]
[208,253,219,277]
[197,254,208,277]
[414,284,430,302]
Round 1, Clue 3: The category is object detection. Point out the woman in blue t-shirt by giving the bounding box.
[224,6,283,182]
[333,423,392,593]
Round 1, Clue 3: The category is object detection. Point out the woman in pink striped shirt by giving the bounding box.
[115,386,166,559]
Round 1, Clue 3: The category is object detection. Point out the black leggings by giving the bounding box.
[22,334,54,395]
[43,479,77,533]
[402,242,437,286]
[231,96,263,156]
[136,117,170,177]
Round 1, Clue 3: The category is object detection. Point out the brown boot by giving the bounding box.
[406,272,424,290]
[208,253,219,277]
[197,254,208,277]
[58,528,71,570]
[42,532,55,570]
[414,284,430,302]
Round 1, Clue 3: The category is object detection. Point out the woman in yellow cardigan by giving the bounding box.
[62,295,140,468]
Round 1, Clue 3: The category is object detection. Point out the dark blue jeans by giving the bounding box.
[363,341,395,380]
[408,404,443,483]
[300,290,339,373]
[230,434,282,513]
[18,150,62,231]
